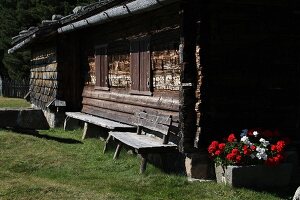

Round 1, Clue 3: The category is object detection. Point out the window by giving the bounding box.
[95,45,109,90]
[130,36,152,96]
[152,47,180,91]
[108,42,131,89]
[86,56,96,85]
[94,34,179,95]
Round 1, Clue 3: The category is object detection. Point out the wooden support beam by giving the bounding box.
[179,0,199,153]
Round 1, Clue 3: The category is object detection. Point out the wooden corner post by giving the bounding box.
[179,0,199,153]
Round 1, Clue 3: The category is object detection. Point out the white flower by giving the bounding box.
[256,153,268,160]
[259,138,270,147]
[241,136,249,143]
[256,147,265,154]
[253,131,259,137]
[256,147,268,160]
[241,136,253,146]
[261,153,268,160]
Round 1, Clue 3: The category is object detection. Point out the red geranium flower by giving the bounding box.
[211,141,219,148]
[276,154,284,162]
[236,155,242,163]
[250,145,256,151]
[208,141,219,154]
[218,143,226,151]
[276,141,285,153]
[271,145,277,152]
[231,148,239,155]
[208,130,288,167]
[228,133,236,142]
[243,148,251,156]
[226,153,235,161]
[215,150,221,156]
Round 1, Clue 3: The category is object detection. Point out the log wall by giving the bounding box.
[79,3,181,139]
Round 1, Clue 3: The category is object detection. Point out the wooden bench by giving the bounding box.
[104,112,177,173]
[64,112,136,139]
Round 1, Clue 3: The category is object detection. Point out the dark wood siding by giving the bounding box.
[57,34,84,111]
[140,37,151,92]
[198,2,300,145]
[130,40,140,91]
[130,37,151,94]
[95,46,109,89]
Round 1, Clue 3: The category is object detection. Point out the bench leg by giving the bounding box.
[113,143,123,160]
[64,117,80,131]
[82,122,98,140]
[140,154,148,174]
[103,134,112,154]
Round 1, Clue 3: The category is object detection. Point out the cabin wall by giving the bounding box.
[79,3,182,142]
[30,45,64,127]
[199,2,300,144]
[30,35,85,128]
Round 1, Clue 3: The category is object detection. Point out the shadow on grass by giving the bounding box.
[7,128,83,144]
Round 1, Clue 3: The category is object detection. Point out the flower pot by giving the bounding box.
[215,163,293,187]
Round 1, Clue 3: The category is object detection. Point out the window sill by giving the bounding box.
[95,86,110,91]
[129,90,153,96]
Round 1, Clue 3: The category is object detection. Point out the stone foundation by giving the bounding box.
[185,152,215,179]
[31,104,65,128]
[43,109,65,128]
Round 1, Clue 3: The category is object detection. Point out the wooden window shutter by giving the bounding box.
[139,37,151,93]
[130,40,140,92]
[130,37,152,95]
[95,45,109,90]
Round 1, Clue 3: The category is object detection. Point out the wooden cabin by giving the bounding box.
[9,0,300,177]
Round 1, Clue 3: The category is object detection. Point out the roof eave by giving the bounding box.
[58,0,179,34]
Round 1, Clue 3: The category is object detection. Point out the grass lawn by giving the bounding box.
[0,128,295,200]
[0,97,30,108]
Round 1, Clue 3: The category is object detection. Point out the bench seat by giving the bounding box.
[104,112,177,173]
[109,131,177,154]
[64,112,136,139]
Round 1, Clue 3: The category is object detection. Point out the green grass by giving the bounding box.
[0,128,294,199]
[0,97,30,108]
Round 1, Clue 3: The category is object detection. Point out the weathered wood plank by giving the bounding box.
[82,97,179,121]
[137,112,172,125]
[65,112,136,131]
[82,87,179,112]
[82,105,135,125]
[109,131,177,150]
[135,113,172,136]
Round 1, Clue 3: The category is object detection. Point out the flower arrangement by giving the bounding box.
[208,129,289,167]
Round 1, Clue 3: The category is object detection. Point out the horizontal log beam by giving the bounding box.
[82,97,179,121]
[83,87,179,112]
